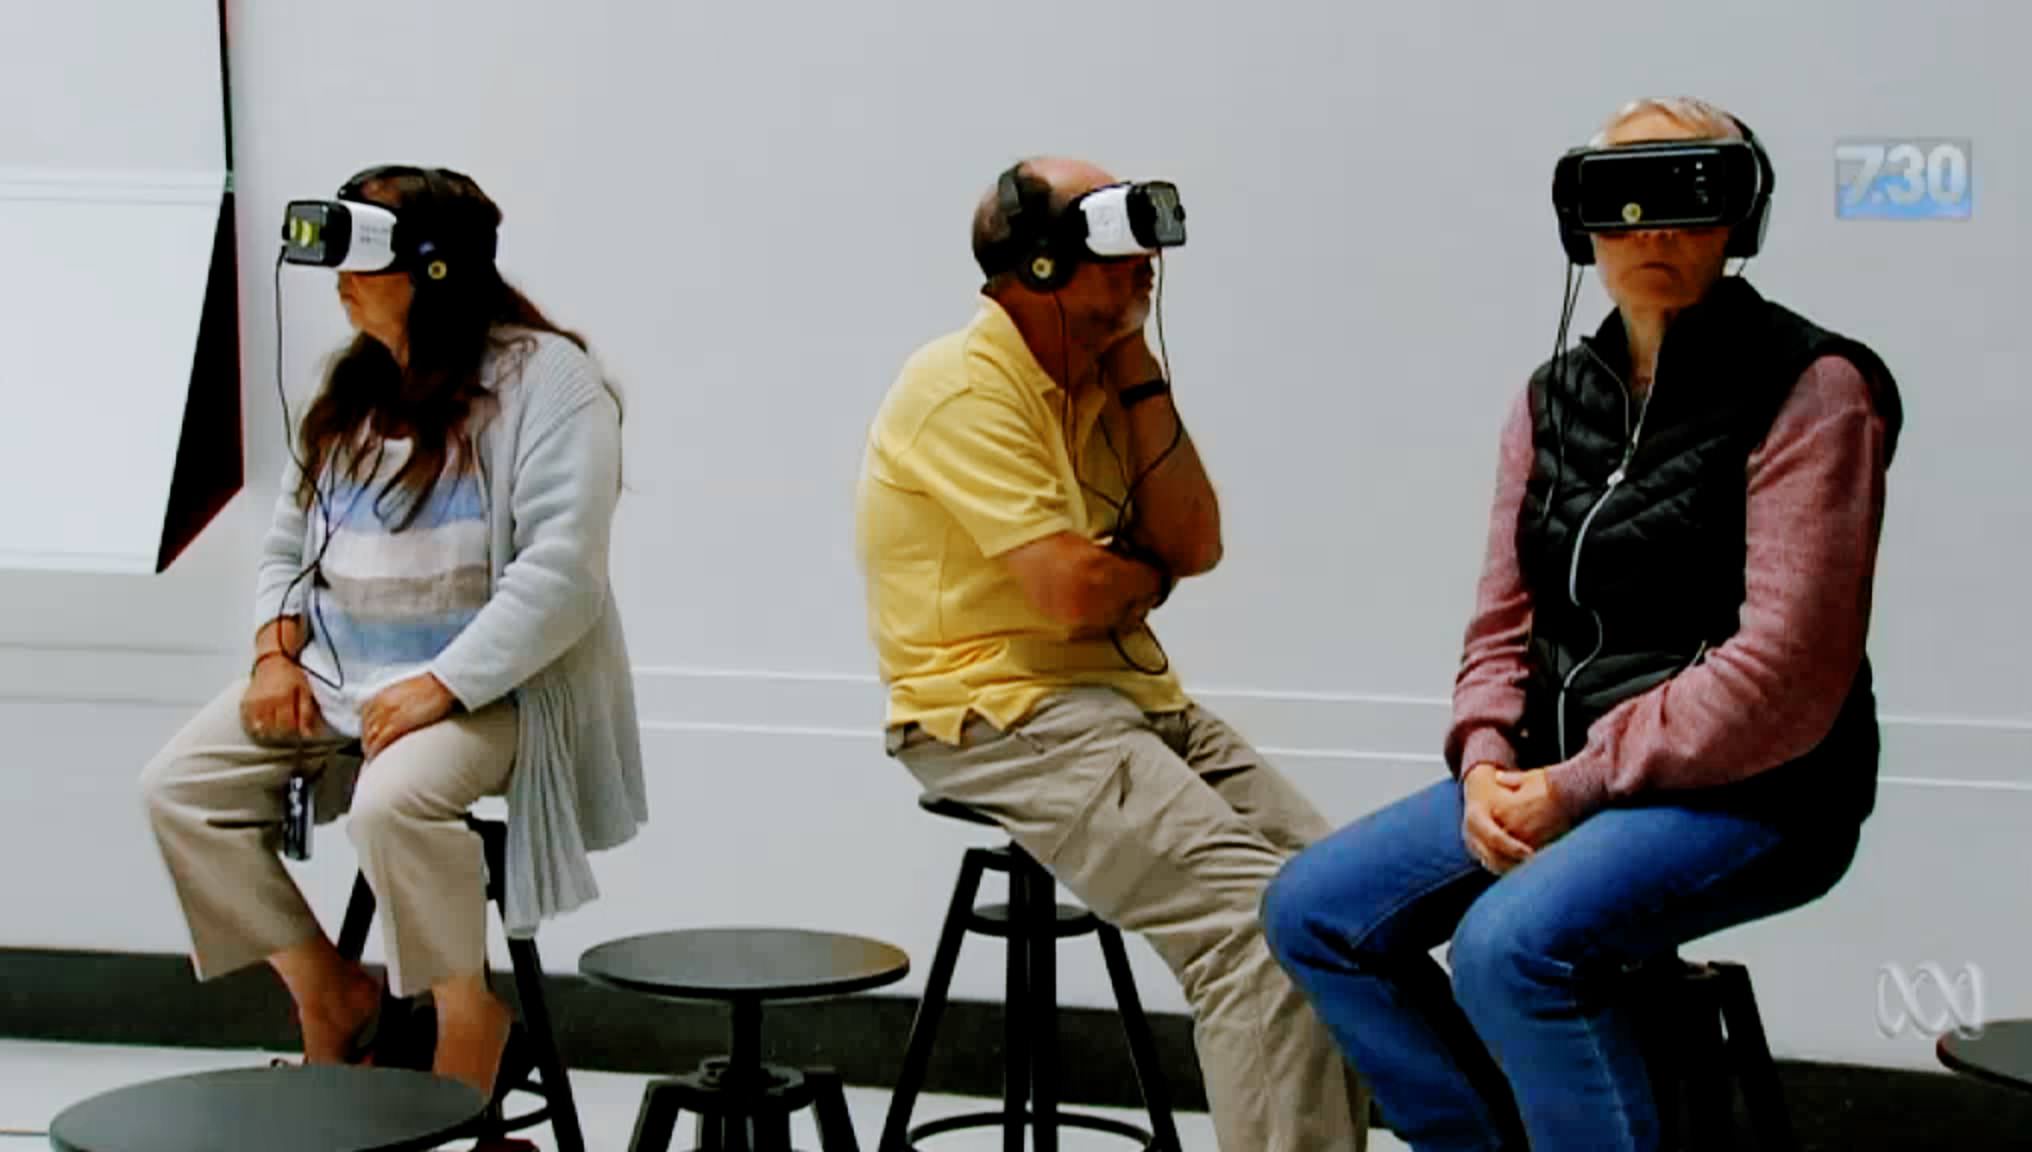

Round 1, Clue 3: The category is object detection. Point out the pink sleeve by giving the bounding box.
[1544,355,1891,819]
[1445,387,1536,777]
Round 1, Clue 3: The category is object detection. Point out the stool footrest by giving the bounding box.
[907,1108,1156,1149]
[966,902,1100,939]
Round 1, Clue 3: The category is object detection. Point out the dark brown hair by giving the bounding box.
[295,166,589,528]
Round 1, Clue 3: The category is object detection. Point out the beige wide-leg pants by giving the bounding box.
[889,685,1370,1152]
[140,679,517,997]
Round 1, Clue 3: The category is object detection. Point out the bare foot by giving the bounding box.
[434,980,513,1099]
[299,965,381,1064]
[271,936,381,1065]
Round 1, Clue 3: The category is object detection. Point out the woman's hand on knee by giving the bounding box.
[240,658,323,744]
[1484,769,1574,854]
[360,673,458,759]
[1461,763,1535,874]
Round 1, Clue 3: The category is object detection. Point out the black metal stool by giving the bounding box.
[336,814,586,1152]
[1630,957,1796,1152]
[880,796,1181,1152]
[580,926,911,1152]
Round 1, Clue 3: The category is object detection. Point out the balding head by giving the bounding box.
[1592,96,1744,148]
[971,156,1120,283]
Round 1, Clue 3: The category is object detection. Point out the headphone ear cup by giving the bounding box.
[1724,123,1775,259]
[1724,175,1772,258]
[411,240,448,282]
[1020,245,1077,292]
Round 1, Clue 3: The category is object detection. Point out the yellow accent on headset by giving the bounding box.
[1622,202,1643,224]
[426,259,449,281]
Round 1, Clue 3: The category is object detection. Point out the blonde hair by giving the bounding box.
[1590,97,1744,147]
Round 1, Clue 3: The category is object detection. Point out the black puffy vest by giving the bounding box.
[1515,277,1903,825]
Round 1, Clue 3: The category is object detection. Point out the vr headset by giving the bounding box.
[280,197,405,273]
[1551,123,1774,265]
[280,166,494,280]
[989,164,1187,291]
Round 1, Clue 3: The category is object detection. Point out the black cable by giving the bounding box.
[1538,261,1583,530]
[1083,269,1183,678]
[1128,251,1186,498]
[268,250,347,694]
[1097,254,1187,520]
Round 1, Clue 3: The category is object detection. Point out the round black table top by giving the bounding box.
[581,927,912,1001]
[1939,1019,2032,1094]
[48,1064,486,1152]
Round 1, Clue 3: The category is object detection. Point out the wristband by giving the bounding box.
[1118,378,1172,409]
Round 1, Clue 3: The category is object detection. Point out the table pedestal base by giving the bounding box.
[626,1001,857,1152]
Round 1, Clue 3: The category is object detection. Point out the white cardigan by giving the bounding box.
[253,330,647,936]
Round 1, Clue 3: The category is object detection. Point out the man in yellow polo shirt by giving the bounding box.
[854,157,1369,1152]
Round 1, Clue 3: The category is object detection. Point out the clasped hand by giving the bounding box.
[1461,763,1573,875]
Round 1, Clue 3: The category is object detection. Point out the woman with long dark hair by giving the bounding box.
[141,166,644,1100]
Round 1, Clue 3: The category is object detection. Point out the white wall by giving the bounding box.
[0,0,229,571]
[1,0,2024,1073]
[0,0,224,171]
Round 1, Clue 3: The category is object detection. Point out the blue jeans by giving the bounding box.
[1261,778,1859,1152]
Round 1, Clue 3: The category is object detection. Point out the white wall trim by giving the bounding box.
[5,651,2028,790]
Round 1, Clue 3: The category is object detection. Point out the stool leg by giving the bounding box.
[1003,861,1032,1152]
[809,1067,861,1152]
[627,1080,684,1152]
[879,849,988,1152]
[507,934,587,1152]
[697,1107,731,1152]
[335,872,376,961]
[1639,1014,1687,1151]
[754,1109,793,1152]
[1715,964,1797,1152]
[1678,990,1734,1152]
[1018,858,1059,1152]
[1097,925,1182,1152]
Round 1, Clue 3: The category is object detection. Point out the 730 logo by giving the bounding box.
[1836,138,1973,220]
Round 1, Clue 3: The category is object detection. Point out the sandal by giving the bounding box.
[271,983,389,1068]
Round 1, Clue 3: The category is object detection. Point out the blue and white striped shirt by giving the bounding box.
[300,437,490,739]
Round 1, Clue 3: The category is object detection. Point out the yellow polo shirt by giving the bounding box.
[854,297,1187,743]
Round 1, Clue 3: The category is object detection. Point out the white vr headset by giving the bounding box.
[280,198,403,273]
[994,167,1188,290]
[1075,180,1188,259]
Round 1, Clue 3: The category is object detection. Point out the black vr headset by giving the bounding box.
[983,163,1188,291]
[279,165,497,281]
[1551,118,1775,265]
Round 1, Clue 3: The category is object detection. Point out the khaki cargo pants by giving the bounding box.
[889,685,1369,1152]
[140,679,517,997]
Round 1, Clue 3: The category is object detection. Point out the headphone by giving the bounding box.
[1723,117,1776,260]
[991,162,1082,292]
[1556,116,1775,266]
[336,164,499,283]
